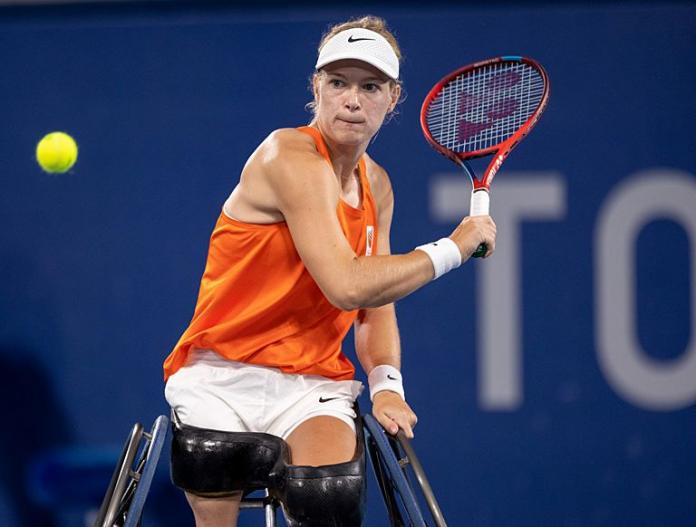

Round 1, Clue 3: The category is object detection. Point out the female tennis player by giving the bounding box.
[163,15,496,526]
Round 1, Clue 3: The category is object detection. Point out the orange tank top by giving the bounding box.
[163,126,378,381]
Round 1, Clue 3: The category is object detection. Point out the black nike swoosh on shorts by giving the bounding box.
[319,396,340,403]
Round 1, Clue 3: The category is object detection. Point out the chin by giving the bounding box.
[337,131,369,145]
[333,124,375,145]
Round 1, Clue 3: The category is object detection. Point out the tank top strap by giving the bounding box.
[297,126,332,161]
[296,126,375,209]
[356,156,376,214]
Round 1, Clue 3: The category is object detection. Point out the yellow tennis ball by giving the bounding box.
[36,132,78,173]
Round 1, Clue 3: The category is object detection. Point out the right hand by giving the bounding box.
[449,215,497,260]
[372,391,418,439]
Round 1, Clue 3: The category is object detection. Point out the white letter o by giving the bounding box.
[596,170,696,410]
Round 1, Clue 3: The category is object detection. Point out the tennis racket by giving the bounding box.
[420,56,550,257]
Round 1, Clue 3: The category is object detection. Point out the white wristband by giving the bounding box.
[415,237,462,279]
[368,364,405,401]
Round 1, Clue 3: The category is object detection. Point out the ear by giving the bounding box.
[388,82,401,113]
[312,72,321,103]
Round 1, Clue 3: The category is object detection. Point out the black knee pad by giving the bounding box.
[277,422,367,527]
[170,415,289,497]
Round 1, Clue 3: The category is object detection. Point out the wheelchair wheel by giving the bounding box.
[94,415,169,527]
[363,415,447,527]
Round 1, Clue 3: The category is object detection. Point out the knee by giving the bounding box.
[278,427,367,527]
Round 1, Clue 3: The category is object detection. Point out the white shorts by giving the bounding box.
[165,349,364,439]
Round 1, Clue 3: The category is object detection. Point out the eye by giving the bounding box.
[329,78,345,88]
[363,83,380,92]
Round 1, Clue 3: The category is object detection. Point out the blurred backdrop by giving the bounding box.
[1,1,695,525]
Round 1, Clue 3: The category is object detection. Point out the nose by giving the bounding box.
[344,86,361,111]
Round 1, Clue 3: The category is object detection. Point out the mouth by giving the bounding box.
[337,116,366,125]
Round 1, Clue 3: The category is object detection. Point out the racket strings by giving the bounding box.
[426,61,545,154]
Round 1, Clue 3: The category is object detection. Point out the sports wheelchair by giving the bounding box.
[95,413,446,526]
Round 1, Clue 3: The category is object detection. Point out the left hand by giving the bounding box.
[372,391,418,438]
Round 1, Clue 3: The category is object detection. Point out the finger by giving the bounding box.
[484,234,495,257]
[376,412,399,435]
[385,411,407,436]
[400,419,414,439]
[391,413,414,438]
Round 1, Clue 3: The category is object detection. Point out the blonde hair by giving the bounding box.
[307,16,404,119]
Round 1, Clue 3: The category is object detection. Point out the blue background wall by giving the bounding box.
[1,2,694,525]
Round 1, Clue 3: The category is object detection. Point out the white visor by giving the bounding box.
[315,28,399,80]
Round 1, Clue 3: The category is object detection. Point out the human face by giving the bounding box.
[312,60,400,147]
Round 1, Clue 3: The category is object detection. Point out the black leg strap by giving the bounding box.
[170,416,289,496]
[276,416,367,527]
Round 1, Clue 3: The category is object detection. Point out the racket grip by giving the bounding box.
[470,190,490,258]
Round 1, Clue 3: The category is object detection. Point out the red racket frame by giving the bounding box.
[420,56,550,191]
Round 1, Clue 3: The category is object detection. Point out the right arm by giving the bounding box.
[258,130,495,310]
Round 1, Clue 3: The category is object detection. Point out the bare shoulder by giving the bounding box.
[252,128,331,184]
[257,128,320,164]
[251,128,338,213]
[229,128,335,222]
[244,127,330,184]
[363,153,394,209]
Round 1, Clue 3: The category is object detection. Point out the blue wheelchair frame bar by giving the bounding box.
[363,415,447,527]
[94,415,169,527]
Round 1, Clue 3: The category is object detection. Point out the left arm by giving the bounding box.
[355,163,418,437]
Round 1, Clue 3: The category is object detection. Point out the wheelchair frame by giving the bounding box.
[96,414,446,526]
[94,415,169,527]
